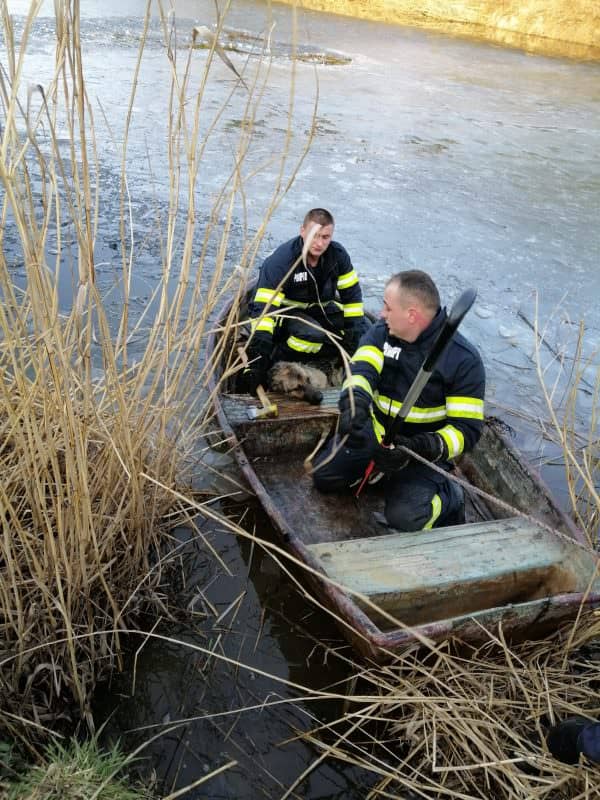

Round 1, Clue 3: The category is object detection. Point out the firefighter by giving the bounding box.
[241,208,365,396]
[313,270,485,531]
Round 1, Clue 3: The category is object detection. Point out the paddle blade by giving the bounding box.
[448,287,478,327]
[422,288,477,372]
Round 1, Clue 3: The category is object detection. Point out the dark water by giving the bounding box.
[5,1,600,795]
[94,514,377,798]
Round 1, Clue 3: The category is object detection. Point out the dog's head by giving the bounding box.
[268,362,323,405]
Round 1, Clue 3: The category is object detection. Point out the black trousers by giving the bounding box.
[312,427,464,531]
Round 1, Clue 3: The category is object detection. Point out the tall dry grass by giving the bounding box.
[534,319,600,548]
[0,0,315,745]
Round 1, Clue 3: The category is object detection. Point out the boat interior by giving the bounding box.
[220,386,600,631]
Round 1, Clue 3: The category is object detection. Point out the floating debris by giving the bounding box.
[192,25,351,66]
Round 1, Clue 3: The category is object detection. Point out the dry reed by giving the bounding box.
[0,0,316,746]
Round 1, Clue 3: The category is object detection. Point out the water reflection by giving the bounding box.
[95,512,376,797]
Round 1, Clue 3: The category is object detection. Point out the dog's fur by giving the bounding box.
[268,360,341,405]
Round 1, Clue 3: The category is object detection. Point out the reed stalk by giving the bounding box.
[0,0,316,744]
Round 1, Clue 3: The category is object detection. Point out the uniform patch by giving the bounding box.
[383,341,402,360]
[293,271,308,283]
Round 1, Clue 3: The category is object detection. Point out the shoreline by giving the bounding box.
[275,0,600,61]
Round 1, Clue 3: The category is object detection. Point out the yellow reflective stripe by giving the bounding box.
[374,394,401,416]
[255,288,284,306]
[253,317,275,333]
[372,416,385,443]
[342,374,373,397]
[375,394,446,423]
[424,494,442,530]
[438,425,464,458]
[407,406,446,422]
[446,396,484,420]
[343,302,364,318]
[303,300,342,311]
[287,336,322,354]
[285,298,309,309]
[352,345,384,373]
[337,269,359,289]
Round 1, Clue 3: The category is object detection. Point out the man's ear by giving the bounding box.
[407,306,419,324]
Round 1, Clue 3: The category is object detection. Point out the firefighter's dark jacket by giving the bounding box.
[248,236,364,346]
[342,310,485,460]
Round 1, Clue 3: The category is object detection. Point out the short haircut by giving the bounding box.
[303,208,334,227]
[387,270,440,312]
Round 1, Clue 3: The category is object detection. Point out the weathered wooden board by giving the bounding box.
[307,517,600,628]
[253,456,386,544]
[458,423,578,535]
[222,391,338,458]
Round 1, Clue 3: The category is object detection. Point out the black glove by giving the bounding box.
[373,432,447,474]
[240,366,268,396]
[373,442,410,473]
[338,391,371,447]
[341,325,361,356]
[392,432,447,462]
[240,338,272,396]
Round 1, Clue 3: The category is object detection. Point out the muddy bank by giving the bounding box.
[275,0,600,60]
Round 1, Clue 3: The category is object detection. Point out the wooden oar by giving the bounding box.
[354,288,477,497]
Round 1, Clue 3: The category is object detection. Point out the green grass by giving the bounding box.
[3,738,152,800]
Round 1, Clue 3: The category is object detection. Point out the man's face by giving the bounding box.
[300,222,333,262]
[380,284,419,341]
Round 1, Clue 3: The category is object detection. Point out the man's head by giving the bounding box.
[381,270,440,341]
[300,208,334,265]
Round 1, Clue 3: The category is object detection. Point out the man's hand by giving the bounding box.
[373,443,410,473]
[240,366,268,397]
[392,432,447,462]
[240,338,272,396]
[374,432,447,474]
[338,392,371,447]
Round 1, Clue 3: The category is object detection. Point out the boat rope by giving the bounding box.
[403,446,597,555]
[302,430,596,555]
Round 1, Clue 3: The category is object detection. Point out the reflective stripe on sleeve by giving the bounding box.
[252,317,276,334]
[352,345,384,373]
[437,425,465,458]
[337,269,359,290]
[341,374,373,397]
[254,288,284,306]
[343,302,364,318]
[446,396,484,420]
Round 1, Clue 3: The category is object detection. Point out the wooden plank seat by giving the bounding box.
[307,517,599,629]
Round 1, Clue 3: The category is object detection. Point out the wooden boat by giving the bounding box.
[208,290,600,662]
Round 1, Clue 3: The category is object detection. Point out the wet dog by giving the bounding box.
[267,361,331,405]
